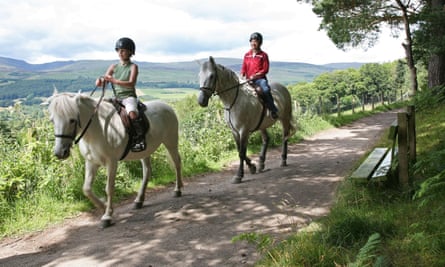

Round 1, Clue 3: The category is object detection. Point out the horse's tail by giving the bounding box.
[285,107,297,140]
[273,82,297,140]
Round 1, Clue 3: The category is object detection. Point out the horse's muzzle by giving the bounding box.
[197,89,210,107]
[54,143,72,160]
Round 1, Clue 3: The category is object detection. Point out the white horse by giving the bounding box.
[198,56,296,183]
[47,92,182,227]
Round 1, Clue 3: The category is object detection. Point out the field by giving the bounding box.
[138,87,198,101]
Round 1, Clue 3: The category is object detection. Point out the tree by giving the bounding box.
[297,0,445,92]
[412,0,445,88]
[359,63,392,107]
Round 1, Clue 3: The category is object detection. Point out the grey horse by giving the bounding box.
[198,56,296,183]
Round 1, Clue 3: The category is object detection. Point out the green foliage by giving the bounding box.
[348,233,389,267]
[246,229,346,266]
[254,88,445,266]
[412,85,445,206]
[322,208,395,249]
[3,61,442,267]
[289,62,408,118]
[411,85,445,111]
[412,4,445,66]
[232,232,274,254]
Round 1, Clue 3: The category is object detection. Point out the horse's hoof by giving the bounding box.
[231,176,242,184]
[100,219,114,228]
[249,164,257,174]
[259,163,265,172]
[174,190,182,197]
[280,161,287,167]
[133,202,143,209]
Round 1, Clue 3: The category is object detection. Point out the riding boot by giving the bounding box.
[130,117,146,152]
[264,91,279,119]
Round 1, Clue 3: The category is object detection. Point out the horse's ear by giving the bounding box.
[41,84,58,106]
[52,84,58,95]
[40,97,51,106]
[209,56,215,66]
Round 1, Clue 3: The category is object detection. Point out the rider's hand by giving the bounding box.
[95,77,105,87]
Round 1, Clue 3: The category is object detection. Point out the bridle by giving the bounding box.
[54,117,80,141]
[199,66,247,111]
[199,64,266,133]
[54,81,106,145]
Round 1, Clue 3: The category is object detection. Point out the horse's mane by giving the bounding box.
[215,64,257,96]
[48,93,96,119]
[216,63,239,81]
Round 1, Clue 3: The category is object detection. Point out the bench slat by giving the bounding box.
[371,148,393,181]
[350,148,389,181]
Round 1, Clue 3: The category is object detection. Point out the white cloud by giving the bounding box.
[0,0,405,64]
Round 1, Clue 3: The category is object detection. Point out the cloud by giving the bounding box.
[0,0,405,64]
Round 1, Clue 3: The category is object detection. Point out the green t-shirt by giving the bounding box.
[113,62,137,98]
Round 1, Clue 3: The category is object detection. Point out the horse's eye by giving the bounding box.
[69,119,77,124]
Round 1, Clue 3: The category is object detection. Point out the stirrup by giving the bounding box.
[270,110,278,119]
[131,142,146,152]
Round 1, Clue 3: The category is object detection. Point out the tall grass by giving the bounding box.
[243,87,445,266]
[0,93,314,237]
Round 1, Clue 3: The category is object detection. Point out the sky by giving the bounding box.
[0,0,406,65]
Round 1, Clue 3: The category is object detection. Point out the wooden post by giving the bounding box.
[398,112,409,187]
[407,105,416,163]
[352,95,355,114]
[337,94,340,116]
[362,93,365,112]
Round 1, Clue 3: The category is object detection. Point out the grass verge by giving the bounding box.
[239,91,445,266]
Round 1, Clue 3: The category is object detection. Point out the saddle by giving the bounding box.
[247,81,268,109]
[247,81,278,120]
[108,98,150,158]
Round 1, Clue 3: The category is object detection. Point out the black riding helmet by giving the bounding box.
[115,37,136,55]
[249,32,263,45]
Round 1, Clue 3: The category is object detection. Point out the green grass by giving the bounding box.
[242,90,445,266]
[138,87,198,101]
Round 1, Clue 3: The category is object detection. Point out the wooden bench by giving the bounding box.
[350,120,398,183]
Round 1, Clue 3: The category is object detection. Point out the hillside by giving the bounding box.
[0,56,363,107]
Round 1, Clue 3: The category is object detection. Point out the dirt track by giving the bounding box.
[0,110,398,267]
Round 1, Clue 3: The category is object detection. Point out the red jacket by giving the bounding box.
[241,50,269,80]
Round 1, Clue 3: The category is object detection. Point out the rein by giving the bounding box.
[73,82,106,144]
[207,67,248,111]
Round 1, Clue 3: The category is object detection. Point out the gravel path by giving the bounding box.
[0,110,398,267]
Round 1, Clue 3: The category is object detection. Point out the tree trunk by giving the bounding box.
[428,54,445,88]
[396,0,418,95]
[427,0,445,88]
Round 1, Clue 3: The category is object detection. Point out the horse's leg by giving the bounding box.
[280,120,291,167]
[258,129,270,172]
[83,160,105,211]
[245,155,257,175]
[232,132,255,183]
[281,139,288,167]
[134,157,151,209]
[166,145,183,197]
[101,161,118,228]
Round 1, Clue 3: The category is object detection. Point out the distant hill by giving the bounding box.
[0,56,364,106]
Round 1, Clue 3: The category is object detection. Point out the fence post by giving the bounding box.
[407,105,416,163]
[336,94,340,116]
[398,112,410,187]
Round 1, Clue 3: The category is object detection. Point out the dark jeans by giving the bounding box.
[253,78,278,113]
